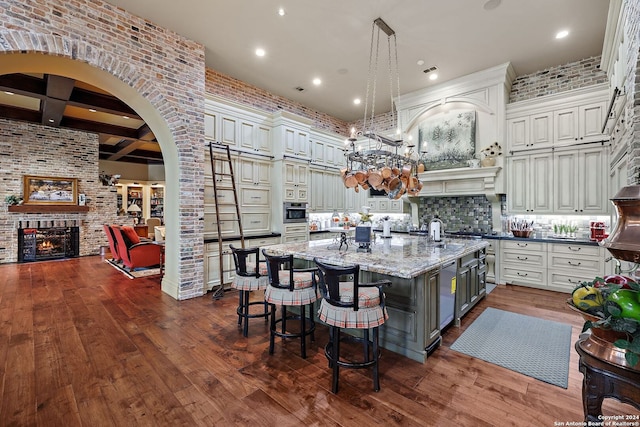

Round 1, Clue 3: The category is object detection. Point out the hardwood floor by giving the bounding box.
[1,255,638,426]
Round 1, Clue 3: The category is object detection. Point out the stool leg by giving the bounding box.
[363,328,370,362]
[300,304,307,359]
[372,326,380,392]
[264,299,270,323]
[327,328,334,369]
[281,305,287,335]
[309,302,315,342]
[237,291,243,325]
[269,303,276,355]
[332,326,340,393]
[243,291,250,337]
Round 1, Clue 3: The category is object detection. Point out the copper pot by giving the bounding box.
[368,169,383,188]
[343,172,358,188]
[401,164,412,178]
[354,170,367,184]
[381,166,392,179]
[602,185,640,262]
[417,163,425,173]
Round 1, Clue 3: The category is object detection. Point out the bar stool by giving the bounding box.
[262,250,318,359]
[314,258,391,393]
[229,245,271,337]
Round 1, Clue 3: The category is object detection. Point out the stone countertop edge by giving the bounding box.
[261,236,488,280]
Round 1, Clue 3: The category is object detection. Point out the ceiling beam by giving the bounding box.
[60,117,141,139]
[0,105,41,122]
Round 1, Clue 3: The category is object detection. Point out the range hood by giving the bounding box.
[405,165,505,231]
[411,166,503,199]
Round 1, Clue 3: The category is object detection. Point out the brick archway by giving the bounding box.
[0,28,206,300]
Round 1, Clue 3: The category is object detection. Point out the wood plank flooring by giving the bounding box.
[1,255,638,426]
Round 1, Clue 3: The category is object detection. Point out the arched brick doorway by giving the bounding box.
[0,30,206,300]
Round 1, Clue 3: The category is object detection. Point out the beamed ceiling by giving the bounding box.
[0,73,163,165]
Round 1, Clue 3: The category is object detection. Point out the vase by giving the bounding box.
[567,300,639,372]
[481,157,496,167]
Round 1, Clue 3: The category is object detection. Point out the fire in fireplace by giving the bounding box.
[18,222,80,262]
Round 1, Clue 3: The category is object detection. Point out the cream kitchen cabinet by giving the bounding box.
[506,113,553,151]
[237,157,271,187]
[554,101,606,146]
[282,223,309,243]
[310,132,345,168]
[238,121,271,154]
[283,160,309,202]
[366,197,404,214]
[500,240,547,288]
[500,240,606,293]
[282,126,310,158]
[553,147,608,214]
[310,169,344,213]
[345,186,368,214]
[547,243,606,293]
[507,153,553,214]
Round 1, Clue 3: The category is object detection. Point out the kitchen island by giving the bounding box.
[262,234,489,363]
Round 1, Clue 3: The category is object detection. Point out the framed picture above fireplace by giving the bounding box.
[23,175,78,205]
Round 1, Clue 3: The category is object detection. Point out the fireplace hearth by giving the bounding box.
[18,221,80,262]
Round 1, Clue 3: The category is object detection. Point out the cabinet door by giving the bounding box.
[256,125,271,153]
[456,266,471,318]
[425,270,440,346]
[220,115,238,146]
[507,156,529,213]
[309,169,324,212]
[507,117,529,151]
[554,108,578,143]
[530,112,553,148]
[238,121,255,152]
[579,102,605,142]
[529,153,553,213]
[311,139,326,165]
[553,151,578,213]
[204,111,217,141]
[578,147,606,213]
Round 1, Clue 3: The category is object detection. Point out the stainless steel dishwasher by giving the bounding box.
[440,261,457,329]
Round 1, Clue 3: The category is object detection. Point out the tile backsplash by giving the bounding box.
[417,195,504,234]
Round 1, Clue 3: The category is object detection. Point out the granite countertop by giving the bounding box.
[261,235,488,279]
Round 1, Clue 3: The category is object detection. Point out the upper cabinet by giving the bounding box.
[204,98,273,155]
[506,85,608,154]
[271,111,314,161]
[310,130,346,168]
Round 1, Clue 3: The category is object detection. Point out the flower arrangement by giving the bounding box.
[570,275,640,367]
[480,142,502,158]
[4,195,23,206]
[359,211,373,223]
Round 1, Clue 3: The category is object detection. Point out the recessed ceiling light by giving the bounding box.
[278,8,285,16]
[353,98,361,105]
[555,30,569,39]
[48,119,54,123]
[429,73,438,81]
[312,78,322,86]
[4,91,14,95]
[255,48,266,57]
[122,116,130,119]
[89,108,97,112]
[417,60,425,66]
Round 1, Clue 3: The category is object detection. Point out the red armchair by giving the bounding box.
[111,225,162,271]
[103,224,121,263]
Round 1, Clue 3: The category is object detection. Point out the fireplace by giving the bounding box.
[18,221,80,262]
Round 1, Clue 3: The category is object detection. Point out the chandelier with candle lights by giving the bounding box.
[342,18,423,200]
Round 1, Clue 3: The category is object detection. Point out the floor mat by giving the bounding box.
[450,307,572,388]
[105,259,161,279]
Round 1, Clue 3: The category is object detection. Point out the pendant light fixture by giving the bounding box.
[343,18,422,199]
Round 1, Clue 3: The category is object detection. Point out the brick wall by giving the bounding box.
[0,119,119,263]
[0,0,206,300]
[622,0,640,185]
[509,56,608,103]
[205,68,349,136]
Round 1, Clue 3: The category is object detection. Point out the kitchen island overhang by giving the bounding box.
[262,235,489,363]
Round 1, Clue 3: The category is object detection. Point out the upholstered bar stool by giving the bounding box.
[314,258,391,393]
[261,250,318,359]
[229,245,271,337]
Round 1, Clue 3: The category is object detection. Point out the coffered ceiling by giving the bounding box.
[0,0,611,166]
